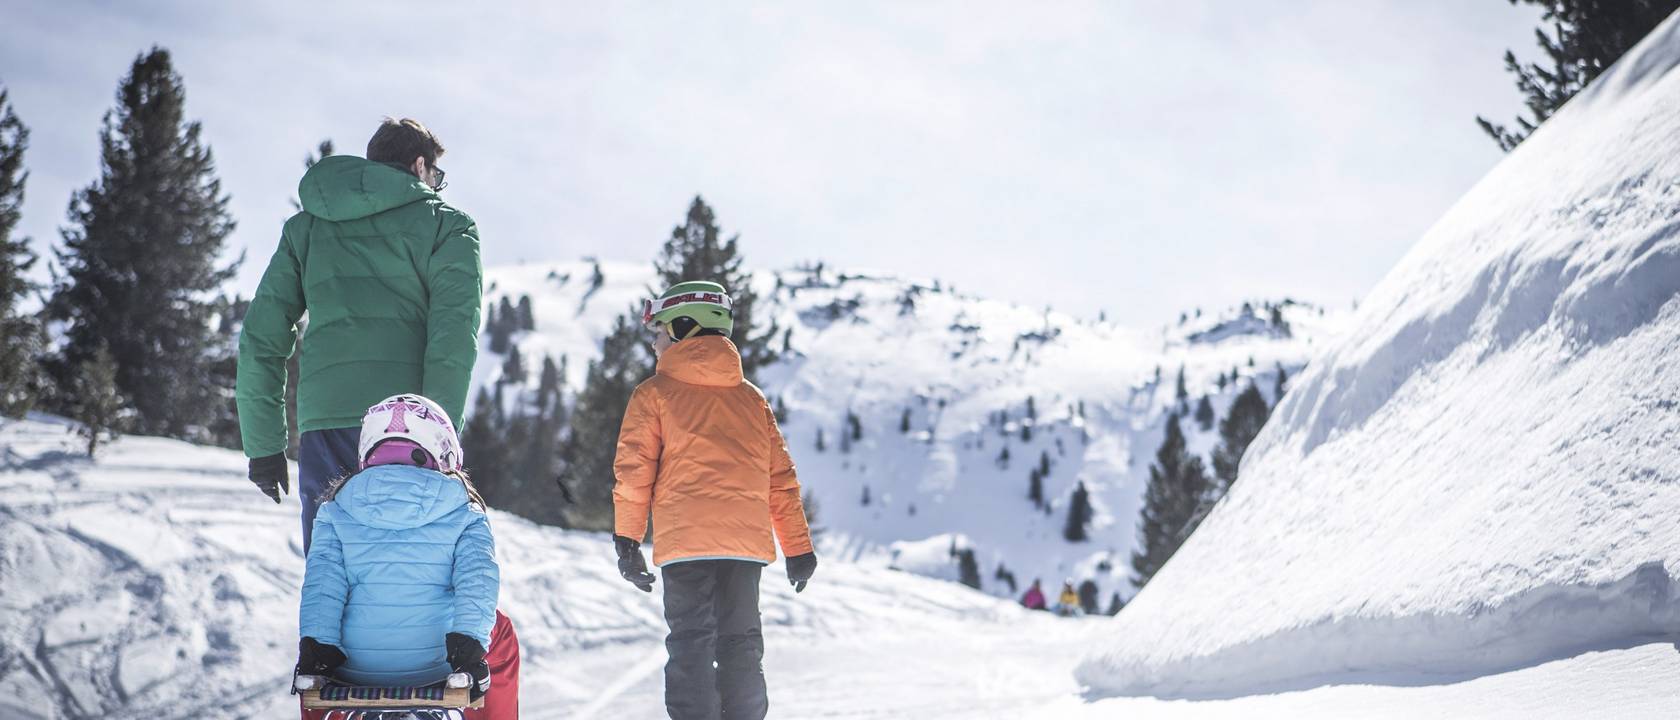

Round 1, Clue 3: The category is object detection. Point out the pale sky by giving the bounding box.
[2,1,1541,327]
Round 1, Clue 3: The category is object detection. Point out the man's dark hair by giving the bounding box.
[366,118,445,170]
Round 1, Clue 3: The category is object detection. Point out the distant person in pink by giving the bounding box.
[1021,578,1047,610]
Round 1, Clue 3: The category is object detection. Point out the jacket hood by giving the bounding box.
[335,464,469,530]
[298,155,436,222]
[657,335,744,387]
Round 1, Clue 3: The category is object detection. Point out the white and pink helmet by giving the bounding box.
[358,394,463,474]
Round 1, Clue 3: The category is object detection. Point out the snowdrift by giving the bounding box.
[1077,12,1680,698]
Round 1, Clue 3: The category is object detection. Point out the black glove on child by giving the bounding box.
[445,632,491,701]
[786,552,818,593]
[295,637,347,677]
[614,535,656,593]
[249,453,289,504]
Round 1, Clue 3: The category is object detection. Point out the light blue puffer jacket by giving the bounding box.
[299,464,499,687]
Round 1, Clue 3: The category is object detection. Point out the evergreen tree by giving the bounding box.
[1020,420,1033,442]
[1478,0,1680,151]
[802,489,824,543]
[1174,365,1189,411]
[1194,394,1215,432]
[1212,382,1272,494]
[557,314,650,530]
[860,484,870,506]
[501,344,526,385]
[1105,592,1125,616]
[815,428,826,452]
[900,407,912,434]
[653,196,778,382]
[75,343,123,456]
[1078,579,1100,615]
[1274,362,1290,402]
[847,410,863,442]
[1038,450,1052,479]
[0,86,44,418]
[774,394,787,423]
[1131,413,1212,587]
[956,547,981,590]
[1028,468,1044,508]
[994,563,1018,593]
[996,445,1010,469]
[1064,480,1094,542]
[516,294,534,331]
[47,48,240,441]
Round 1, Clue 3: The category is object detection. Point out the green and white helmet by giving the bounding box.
[642,281,734,338]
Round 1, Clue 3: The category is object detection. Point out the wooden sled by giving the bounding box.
[294,672,483,719]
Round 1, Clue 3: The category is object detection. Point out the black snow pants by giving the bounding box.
[661,560,768,720]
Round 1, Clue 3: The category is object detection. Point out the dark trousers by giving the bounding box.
[661,560,768,720]
[298,427,360,553]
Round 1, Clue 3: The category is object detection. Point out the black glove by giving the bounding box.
[445,632,490,701]
[295,636,347,677]
[614,535,656,592]
[249,453,289,504]
[785,552,818,593]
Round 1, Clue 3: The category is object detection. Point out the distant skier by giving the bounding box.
[1056,580,1081,617]
[236,118,481,553]
[295,394,519,719]
[611,282,817,720]
[1021,578,1047,611]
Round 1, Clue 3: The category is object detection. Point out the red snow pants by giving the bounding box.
[300,609,522,719]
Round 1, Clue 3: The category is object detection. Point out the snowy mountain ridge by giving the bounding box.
[476,260,1347,605]
[1076,8,1680,699]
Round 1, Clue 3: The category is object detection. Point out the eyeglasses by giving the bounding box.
[429,163,447,191]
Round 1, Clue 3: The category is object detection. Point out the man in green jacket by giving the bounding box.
[236,118,482,551]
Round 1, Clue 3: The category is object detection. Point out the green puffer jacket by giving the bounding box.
[236,155,482,459]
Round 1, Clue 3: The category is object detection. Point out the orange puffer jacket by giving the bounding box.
[612,335,813,566]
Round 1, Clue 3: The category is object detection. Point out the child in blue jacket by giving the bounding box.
[294,394,508,708]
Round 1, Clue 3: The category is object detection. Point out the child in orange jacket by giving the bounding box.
[612,281,816,720]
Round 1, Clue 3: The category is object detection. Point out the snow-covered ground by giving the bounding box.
[6,417,1680,719]
[481,260,1343,606]
[1076,6,1680,705]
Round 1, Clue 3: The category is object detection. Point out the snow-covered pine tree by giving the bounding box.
[956,547,981,590]
[1194,395,1215,432]
[815,428,826,452]
[1105,592,1125,616]
[1478,0,1680,150]
[75,343,122,456]
[1064,480,1094,542]
[900,407,912,434]
[557,313,650,530]
[1274,362,1290,402]
[1028,467,1044,508]
[1212,382,1271,494]
[516,294,534,331]
[501,344,525,385]
[653,196,778,382]
[1131,412,1212,588]
[48,48,240,442]
[860,484,870,506]
[1174,366,1188,412]
[1078,579,1099,614]
[0,86,43,418]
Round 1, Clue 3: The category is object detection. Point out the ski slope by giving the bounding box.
[1076,8,1680,701]
[480,260,1343,606]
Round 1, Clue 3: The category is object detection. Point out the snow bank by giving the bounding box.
[1077,11,1680,697]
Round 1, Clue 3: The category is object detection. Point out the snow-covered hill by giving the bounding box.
[1076,9,1680,700]
[478,261,1344,605]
